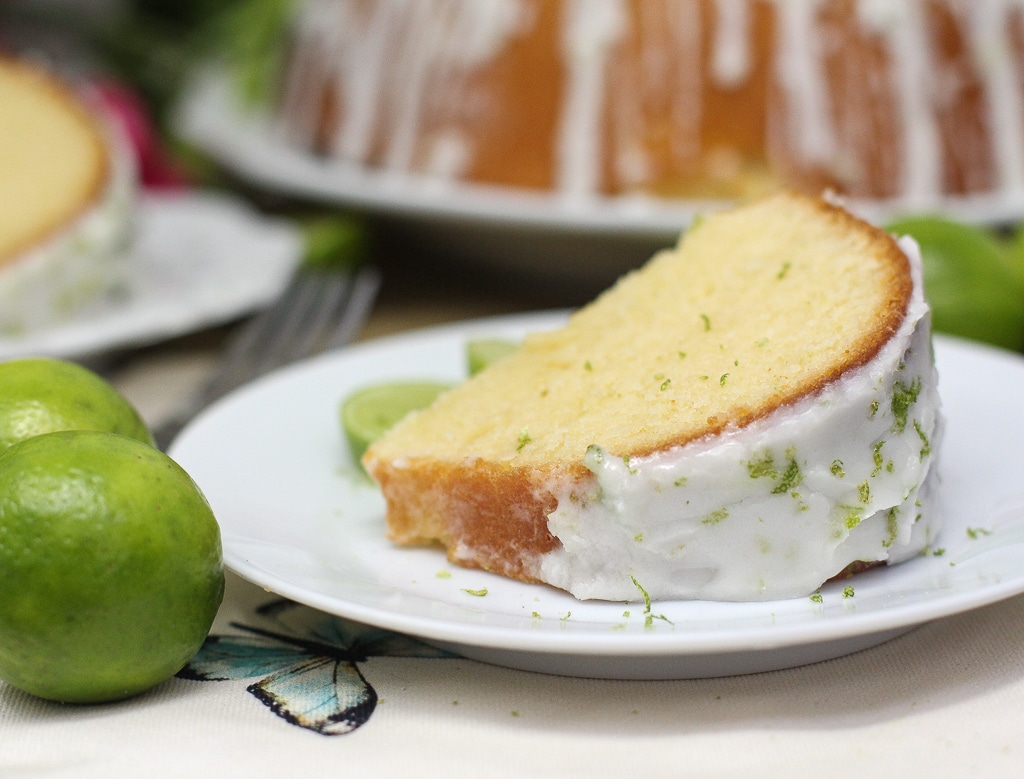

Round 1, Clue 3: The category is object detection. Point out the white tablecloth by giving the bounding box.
[4,566,1024,777]
[4,333,1024,779]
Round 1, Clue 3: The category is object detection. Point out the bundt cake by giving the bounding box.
[363,192,942,601]
[273,0,1024,206]
[0,56,134,336]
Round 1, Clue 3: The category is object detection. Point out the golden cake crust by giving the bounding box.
[668,195,912,449]
[374,460,565,581]
[0,56,109,267]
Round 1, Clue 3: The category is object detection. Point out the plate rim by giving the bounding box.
[0,190,301,360]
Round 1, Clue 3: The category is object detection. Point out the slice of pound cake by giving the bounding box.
[0,56,134,336]
[363,192,942,601]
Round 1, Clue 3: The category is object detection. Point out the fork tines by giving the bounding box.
[154,263,380,450]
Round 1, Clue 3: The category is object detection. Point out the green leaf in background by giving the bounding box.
[886,217,1024,352]
[1,0,296,130]
[1004,226,1024,290]
[198,0,296,106]
[299,216,369,272]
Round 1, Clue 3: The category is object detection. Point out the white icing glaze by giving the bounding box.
[665,0,704,168]
[282,0,527,174]
[711,0,751,86]
[537,236,941,602]
[867,1,943,202]
[772,0,833,168]
[965,0,1024,197]
[278,0,1024,201]
[854,0,902,30]
[557,0,627,197]
[609,1,705,185]
[0,122,135,337]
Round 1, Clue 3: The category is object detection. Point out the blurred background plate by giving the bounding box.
[0,190,301,361]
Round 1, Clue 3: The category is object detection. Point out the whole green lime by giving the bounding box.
[465,338,518,376]
[887,217,1024,351]
[1006,225,1024,288]
[0,358,152,451]
[0,430,224,703]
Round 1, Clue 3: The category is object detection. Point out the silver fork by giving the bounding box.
[153,262,381,451]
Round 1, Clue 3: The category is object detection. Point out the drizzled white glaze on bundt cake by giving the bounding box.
[0,56,134,336]
[275,0,1024,206]
[363,192,942,601]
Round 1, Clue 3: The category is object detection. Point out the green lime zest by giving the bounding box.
[516,428,532,452]
[890,377,922,434]
[630,575,652,613]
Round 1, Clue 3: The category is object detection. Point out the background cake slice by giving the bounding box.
[0,56,134,336]
[364,192,941,601]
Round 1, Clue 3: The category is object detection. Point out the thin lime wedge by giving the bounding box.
[466,338,518,375]
[340,381,451,466]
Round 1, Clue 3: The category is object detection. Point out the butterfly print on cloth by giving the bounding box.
[178,599,454,735]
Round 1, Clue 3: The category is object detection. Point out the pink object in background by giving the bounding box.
[92,80,190,190]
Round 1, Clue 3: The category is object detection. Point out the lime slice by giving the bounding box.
[341,381,451,466]
[887,217,1024,351]
[466,338,518,375]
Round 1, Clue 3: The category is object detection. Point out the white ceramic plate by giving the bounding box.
[0,191,301,361]
[176,72,1024,287]
[170,312,1024,679]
